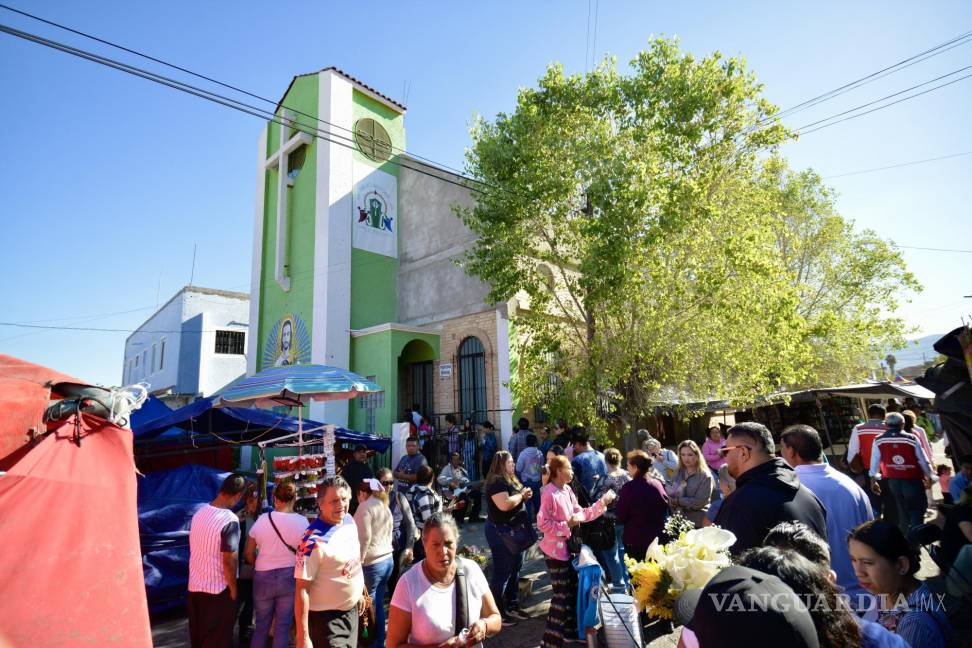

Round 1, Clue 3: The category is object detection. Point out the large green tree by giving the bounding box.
[457,39,917,433]
[759,157,920,385]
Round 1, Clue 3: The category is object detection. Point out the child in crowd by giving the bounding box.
[938,464,954,505]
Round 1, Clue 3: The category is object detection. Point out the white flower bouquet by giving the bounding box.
[626,526,735,619]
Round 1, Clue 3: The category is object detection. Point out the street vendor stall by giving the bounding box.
[0,355,152,647]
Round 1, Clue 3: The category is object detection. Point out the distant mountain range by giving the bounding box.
[891,333,944,369]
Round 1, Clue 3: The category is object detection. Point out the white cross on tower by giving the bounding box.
[264,109,313,292]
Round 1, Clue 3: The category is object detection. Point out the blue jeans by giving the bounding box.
[362,557,393,648]
[614,523,629,587]
[251,567,295,648]
[523,480,541,519]
[595,541,625,589]
[484,521,523,614]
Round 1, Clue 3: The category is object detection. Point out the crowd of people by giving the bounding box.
[184,405,971,648]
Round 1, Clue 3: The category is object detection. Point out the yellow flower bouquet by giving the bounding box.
[625,527,736,620]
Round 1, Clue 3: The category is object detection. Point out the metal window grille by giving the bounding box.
[357,376,383,435]
[214,330,246,355]
[408,361,434,422]
[353,118,392,161]
[457,337,487,424]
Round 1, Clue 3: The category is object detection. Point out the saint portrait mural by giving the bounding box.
[262,313,311,369]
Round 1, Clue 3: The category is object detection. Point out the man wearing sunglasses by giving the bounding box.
[713,422,827,556]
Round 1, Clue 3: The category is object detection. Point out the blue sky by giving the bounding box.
[1,1,970,386]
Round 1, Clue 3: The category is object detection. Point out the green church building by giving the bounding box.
[246,68,518,447]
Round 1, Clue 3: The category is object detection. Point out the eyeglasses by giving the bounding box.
[719,445,753,456]
[380,480,395,487]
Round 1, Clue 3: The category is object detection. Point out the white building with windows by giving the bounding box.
[122,286,249,407]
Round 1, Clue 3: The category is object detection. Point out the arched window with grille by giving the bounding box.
[457,336,487,424]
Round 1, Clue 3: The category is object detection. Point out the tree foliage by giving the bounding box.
[457,39,918,433]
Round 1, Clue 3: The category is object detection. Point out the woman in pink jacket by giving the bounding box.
[701,425,726,472]
[537,455,615,648]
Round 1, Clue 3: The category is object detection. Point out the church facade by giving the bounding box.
[246,68,517,445]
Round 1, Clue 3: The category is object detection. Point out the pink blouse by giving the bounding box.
[702,437,726,471]
[537,482,606,561]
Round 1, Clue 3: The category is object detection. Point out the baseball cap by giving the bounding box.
[673,566,819,648]
[353,444,367,452]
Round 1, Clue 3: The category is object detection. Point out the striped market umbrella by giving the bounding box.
[218,364,383,409]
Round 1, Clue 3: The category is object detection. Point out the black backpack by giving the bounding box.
[572,477,616,552]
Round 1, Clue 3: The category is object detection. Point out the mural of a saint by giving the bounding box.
[274,317,296,367]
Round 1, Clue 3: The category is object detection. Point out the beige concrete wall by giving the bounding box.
[428,308,503,421]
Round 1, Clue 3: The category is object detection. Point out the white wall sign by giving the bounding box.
[352,161,398,258]
[439,362,453,378]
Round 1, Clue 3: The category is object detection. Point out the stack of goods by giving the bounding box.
[272,454,326,510]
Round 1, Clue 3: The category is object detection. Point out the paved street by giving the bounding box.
[151,518,678,647]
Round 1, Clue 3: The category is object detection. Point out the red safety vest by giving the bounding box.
[874,432,924,480]
[852,422,885,467]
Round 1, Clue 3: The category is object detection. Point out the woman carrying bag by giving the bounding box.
[354,478,394,648]
[244,481,309,648]
[483,451,535,625]
[537,455,615,648]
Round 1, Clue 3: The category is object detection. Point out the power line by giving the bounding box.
[891,245,972,254]
[0,23,486,198]
[794,64,972,133]
[590,0,600,70]
[766,28,972,124]
[0,321,227,334]
[0,2,473,179]
[822,150,972,179]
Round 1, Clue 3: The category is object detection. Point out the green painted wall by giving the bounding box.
[350,249,398,328]
[257,76,320,372]
[349,90,405,332]
[351,91,405,178]
[349,330,439,457]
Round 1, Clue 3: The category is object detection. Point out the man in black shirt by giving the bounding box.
[341,444,373,515]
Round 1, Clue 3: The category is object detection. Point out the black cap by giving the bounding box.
[673,566,819,648]
[353,444,367,452]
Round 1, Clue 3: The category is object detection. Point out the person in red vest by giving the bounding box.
[847,404,888,520]
[869,412,932,537]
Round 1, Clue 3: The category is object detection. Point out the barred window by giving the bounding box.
[215,330,246,355]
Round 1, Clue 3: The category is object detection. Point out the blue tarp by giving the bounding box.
[132,396,390,452]
[138,463,230,613]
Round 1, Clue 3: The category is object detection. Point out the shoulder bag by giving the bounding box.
[268,512,298,554]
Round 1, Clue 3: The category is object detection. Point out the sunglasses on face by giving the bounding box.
[719,445,753,456]
[381,480,395,487]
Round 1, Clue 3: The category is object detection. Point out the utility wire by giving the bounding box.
[0,23,486,197]
[765,28,972,124]
[822,150,972,179]
[794,64,972,133]
[0,2,475,179]
[891,245,972,254]
[797,71,972,135]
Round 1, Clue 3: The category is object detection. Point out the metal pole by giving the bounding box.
[815,397,838,463]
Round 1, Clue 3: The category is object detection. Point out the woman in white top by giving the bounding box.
[388,513,502,648]
[354,478,395,648]
[244,480,310,648]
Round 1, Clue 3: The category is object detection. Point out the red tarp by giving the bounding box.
[0,358,151,647]
[0,355,79,470]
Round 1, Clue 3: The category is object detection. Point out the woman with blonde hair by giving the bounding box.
[664,439,713,528]
[537,455,615,648]
[354,478,394,648]
[483,450,533,624]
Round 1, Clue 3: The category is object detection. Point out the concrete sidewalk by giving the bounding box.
[150,518,677,647]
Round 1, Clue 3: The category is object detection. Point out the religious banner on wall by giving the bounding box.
[352,160,397,258]
[263,313,312,368]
